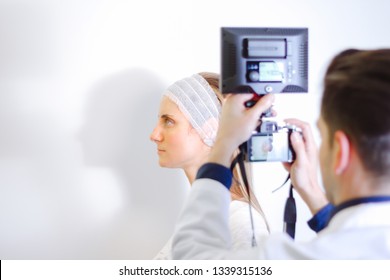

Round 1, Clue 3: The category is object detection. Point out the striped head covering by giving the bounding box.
[164,74,222,146]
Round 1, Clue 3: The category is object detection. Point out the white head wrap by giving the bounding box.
[164,74,222,146]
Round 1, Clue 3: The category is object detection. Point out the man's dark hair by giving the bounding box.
[321,49,390,176]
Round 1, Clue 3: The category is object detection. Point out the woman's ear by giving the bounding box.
[333,130,351,175]
[201,117,219,147]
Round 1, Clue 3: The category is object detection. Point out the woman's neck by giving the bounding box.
[182,153,209,185]
[183,166,244,202]
[184,166,199,185]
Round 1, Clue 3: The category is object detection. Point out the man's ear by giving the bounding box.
[333,130,351,175]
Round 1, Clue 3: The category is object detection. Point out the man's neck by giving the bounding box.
[336,168,390,205]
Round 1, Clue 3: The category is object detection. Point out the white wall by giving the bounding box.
[0,0,389,259]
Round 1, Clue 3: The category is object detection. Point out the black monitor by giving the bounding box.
[221,27,308,95]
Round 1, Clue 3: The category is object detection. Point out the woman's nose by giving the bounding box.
[150,125,162,142]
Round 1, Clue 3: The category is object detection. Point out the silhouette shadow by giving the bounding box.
[78,68,187,259]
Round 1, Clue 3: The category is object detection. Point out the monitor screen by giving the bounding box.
[221,27,308,94]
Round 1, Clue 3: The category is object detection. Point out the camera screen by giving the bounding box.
[249,133,290,162]
[259,61,284,82]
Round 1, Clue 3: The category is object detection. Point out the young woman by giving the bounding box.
[150,72,269,259]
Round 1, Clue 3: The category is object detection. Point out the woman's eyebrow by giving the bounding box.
[160,114,174,119]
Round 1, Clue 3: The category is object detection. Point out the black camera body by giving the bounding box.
[246,121,300,163]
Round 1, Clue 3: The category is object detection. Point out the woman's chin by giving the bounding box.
[158,160,177,169]
[158,160,170,168]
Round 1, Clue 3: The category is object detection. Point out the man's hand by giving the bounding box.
[209,93,275,167]
[283,118,329,215]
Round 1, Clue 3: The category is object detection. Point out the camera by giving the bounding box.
[245,121,301,163]
[220,27,308,162]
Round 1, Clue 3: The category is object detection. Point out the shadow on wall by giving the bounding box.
[0,69,187,259]
[78,68,187,259]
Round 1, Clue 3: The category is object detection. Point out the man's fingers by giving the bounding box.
[285,118,313,141]
[285,118,317,153]
[252,94,275,116]
[290,131,306,162]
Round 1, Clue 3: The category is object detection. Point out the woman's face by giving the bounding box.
[150,96,209,169]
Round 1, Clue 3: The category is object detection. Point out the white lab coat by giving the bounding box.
[172,178,390,259]
[154,199,269,259]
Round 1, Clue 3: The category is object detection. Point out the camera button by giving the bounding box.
[265,85,273,93]
[248,71,259,82]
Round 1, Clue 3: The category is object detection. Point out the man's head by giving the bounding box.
[319,49,390,202]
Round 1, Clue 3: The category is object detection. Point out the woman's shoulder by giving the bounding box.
[153,237,173,260]
[229,199,259,217]
[228,200,269,249]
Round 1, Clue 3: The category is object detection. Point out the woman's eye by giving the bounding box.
[164,118,174,126]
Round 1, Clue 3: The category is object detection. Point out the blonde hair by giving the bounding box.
[198,72,269,230]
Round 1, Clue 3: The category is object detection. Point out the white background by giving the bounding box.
[0,0,389,259]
